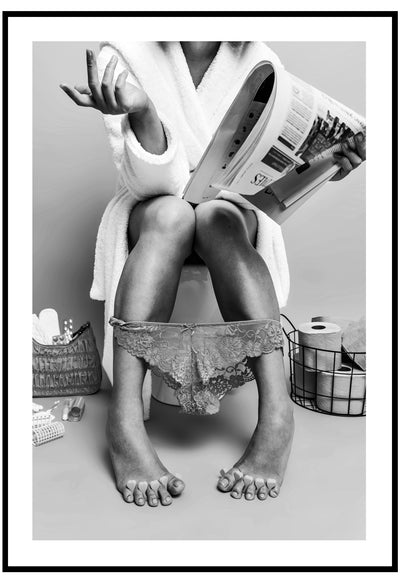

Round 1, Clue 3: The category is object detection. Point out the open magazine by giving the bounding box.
[183,61,366,224]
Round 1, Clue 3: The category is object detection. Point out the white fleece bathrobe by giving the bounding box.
[89,41,290,413]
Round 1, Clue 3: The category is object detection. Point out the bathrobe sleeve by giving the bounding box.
[97,45,190,199]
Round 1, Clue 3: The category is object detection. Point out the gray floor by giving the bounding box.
[33,366,365,540]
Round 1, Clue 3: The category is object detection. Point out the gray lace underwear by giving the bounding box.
[109,316,284,415]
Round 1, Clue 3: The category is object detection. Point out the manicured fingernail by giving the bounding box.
[356,133,363,142]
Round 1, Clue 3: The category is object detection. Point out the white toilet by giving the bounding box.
[151,264,223,405]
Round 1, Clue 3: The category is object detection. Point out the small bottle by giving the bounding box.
[61,398,73,421]
[68,397,85,422]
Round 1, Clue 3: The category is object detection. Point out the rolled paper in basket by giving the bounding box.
[32,421,65,446]
[311,316,353,339]
[316,364,366,415]
[298,322,342,371]
[292,351,317,399]
[342,316,366,371]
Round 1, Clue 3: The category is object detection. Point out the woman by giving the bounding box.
[61,41,366,507]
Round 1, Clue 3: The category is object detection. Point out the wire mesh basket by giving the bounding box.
[281,314,366,417]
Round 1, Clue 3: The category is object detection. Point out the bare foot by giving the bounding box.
[107,405,185,506]
[217,400,294,500]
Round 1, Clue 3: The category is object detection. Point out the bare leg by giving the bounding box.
[108,195,195,506]
[194,200,294,500]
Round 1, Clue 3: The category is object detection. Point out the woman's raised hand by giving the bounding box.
[60,49,149,115]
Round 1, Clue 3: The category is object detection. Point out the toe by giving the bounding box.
[269,485,280,498]
[158,484,172,506]
[121,479,136,503]
[230,478,245,499]
[146,487,158,507]
[122,489,133,503]
[255,477,267,501]
[245,482,256,501]
[257,484,268,500]
[133,486,145,506]
[217,469,235,492]
[167,475,185,497]
[266,478,280,498]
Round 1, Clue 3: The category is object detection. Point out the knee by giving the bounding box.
[130,196,196,249]
[194,200,248,255]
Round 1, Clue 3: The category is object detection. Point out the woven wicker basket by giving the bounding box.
[32,322,102,397]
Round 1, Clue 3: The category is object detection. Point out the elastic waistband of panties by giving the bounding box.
[109,316,283,328]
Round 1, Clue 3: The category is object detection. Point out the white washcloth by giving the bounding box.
[88,42,291,409]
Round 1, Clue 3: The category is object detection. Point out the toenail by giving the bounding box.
[166,496,171,502]
[221,479,228,487]
[260,494,265,499]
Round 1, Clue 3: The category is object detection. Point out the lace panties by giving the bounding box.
[110,316,284,415]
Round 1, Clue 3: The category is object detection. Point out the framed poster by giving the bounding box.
[3,5,398,573]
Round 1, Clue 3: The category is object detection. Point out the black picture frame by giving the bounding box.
[3,9,398,573]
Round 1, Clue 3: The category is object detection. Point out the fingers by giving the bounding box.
[332,151,353,180]
[341,141,363,168]
[354,132,366,161]
[101,55,119,112]
[331,132,366,182]
[114,70,130,111]
[86,49,106,112]
[74,84,92,95]
[60,84,95,108]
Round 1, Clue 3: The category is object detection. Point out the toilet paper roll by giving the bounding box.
[298,322,342,371]
[316,364,366,415]
[292,351,317,399]
[311,315,353,338]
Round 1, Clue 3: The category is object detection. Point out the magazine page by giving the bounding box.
[222,72,366,197]
[183,62,366,215]
[224,73,316,194]
[183,61,278,203]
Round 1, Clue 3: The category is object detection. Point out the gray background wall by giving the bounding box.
[33,42,365,357]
